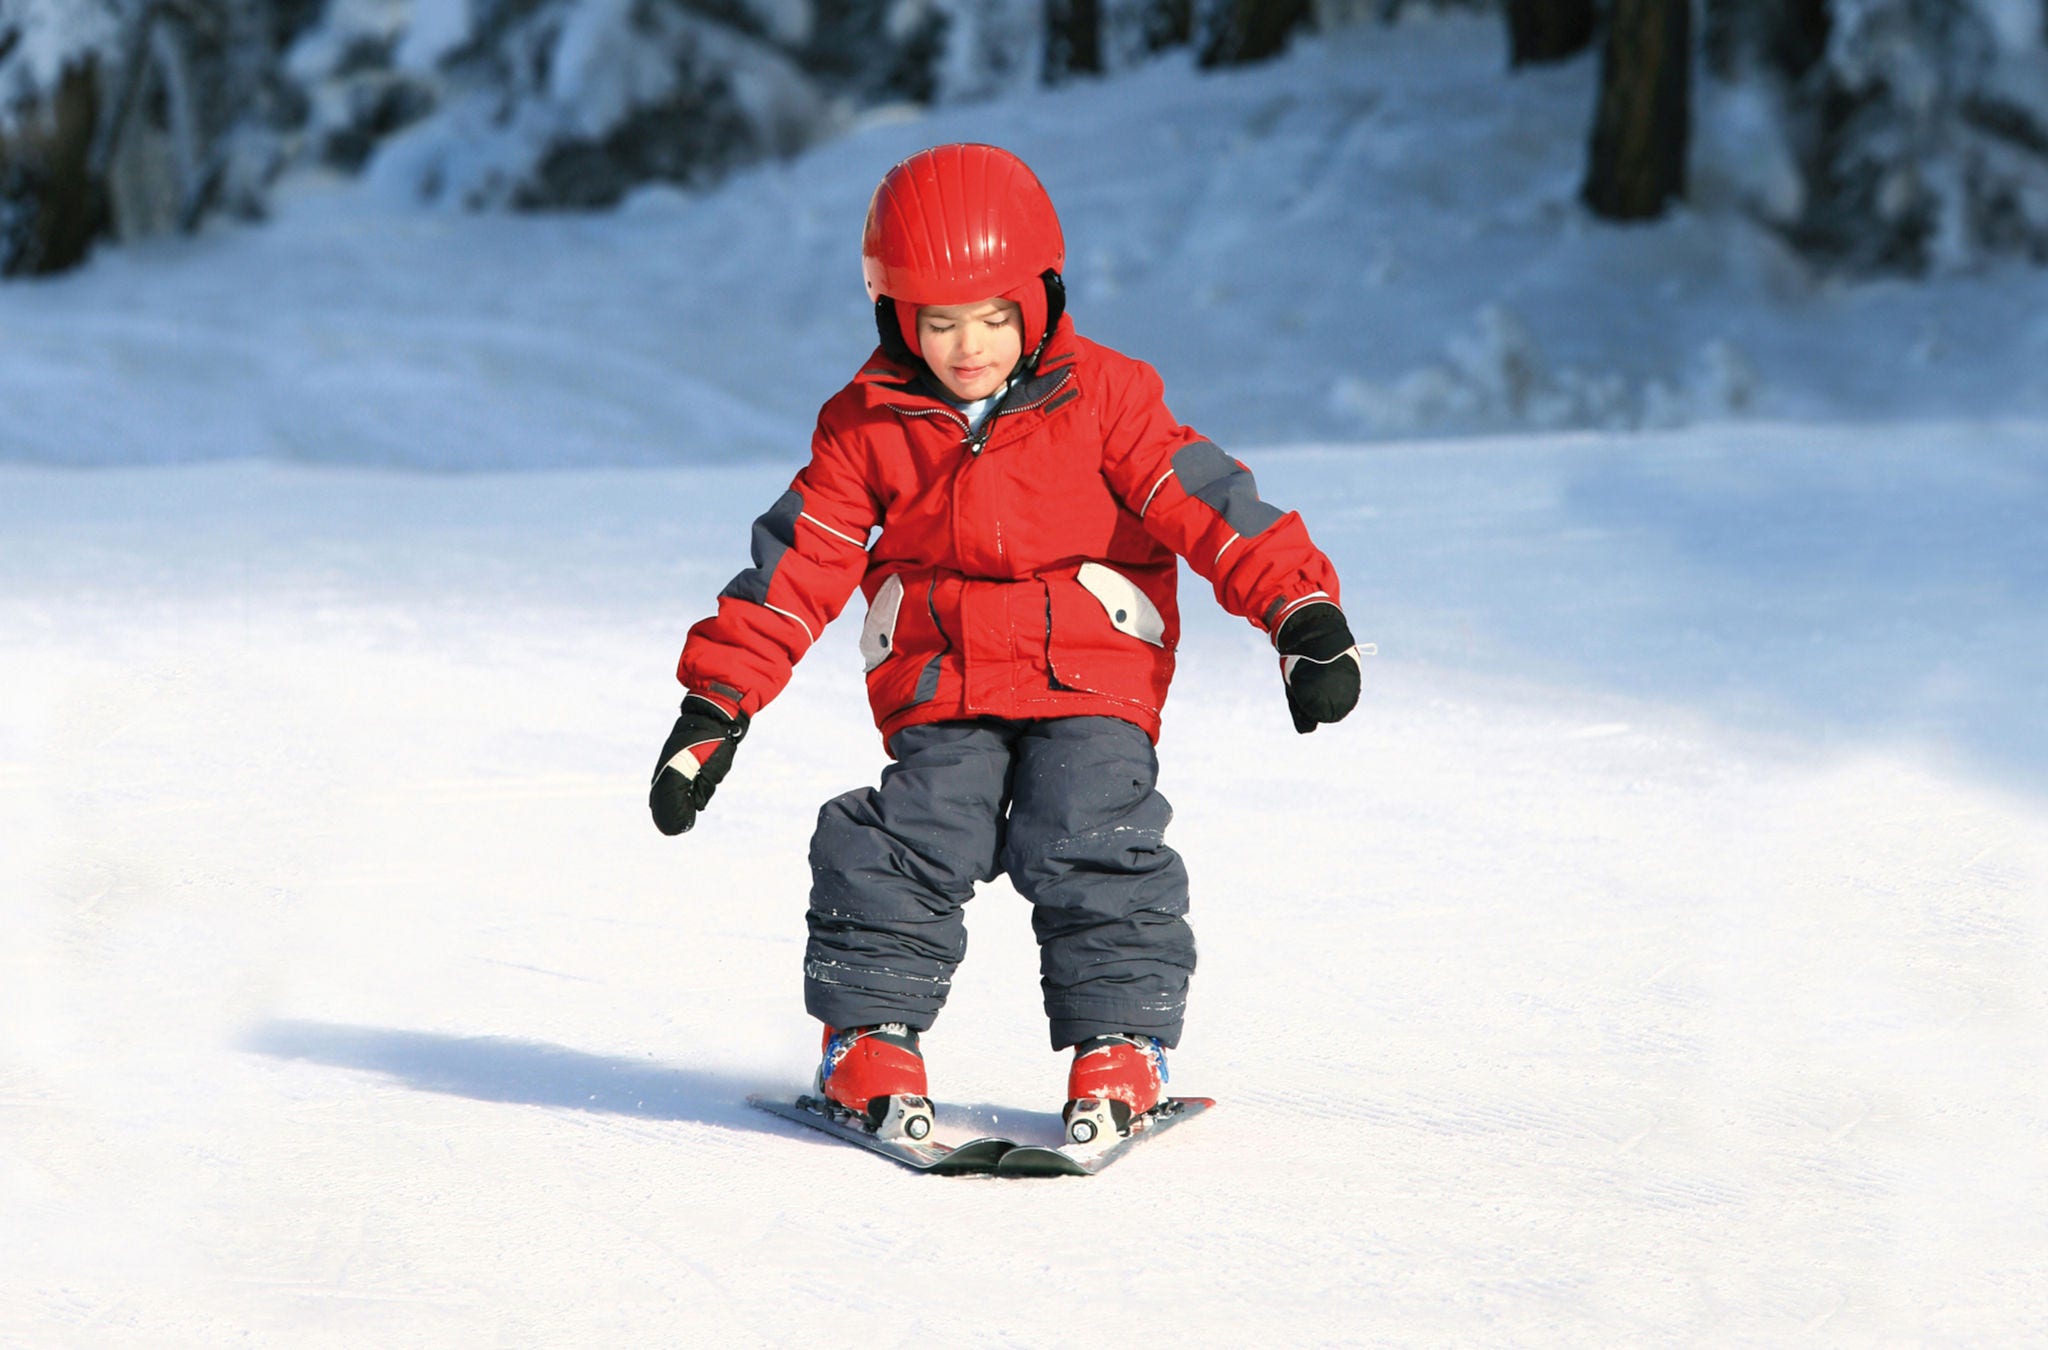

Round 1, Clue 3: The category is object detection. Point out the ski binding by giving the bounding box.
[749,1093,1214,1177]
[747,1094,1013,1175]
[996,1097,1213,1176]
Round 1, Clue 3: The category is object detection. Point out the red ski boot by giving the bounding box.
[816,1024,934,1141]
[1063,1033,1168,1144]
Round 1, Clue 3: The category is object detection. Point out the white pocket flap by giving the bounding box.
[860,574,906,672]
[1076,562,1166,647]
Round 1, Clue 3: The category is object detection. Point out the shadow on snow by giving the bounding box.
[243,1018,778,1132]
[245,1021,1103,1148]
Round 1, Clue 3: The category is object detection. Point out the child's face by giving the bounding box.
[916,298,1025,402]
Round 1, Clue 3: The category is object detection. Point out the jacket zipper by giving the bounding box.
[893,405,970,437]
[965,368,1073,456]
[882,365,1081,682]
[887,368,1075,457]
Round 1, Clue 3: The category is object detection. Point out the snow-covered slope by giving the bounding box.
[4,12,2045,1345]
[4,429,2044,1343]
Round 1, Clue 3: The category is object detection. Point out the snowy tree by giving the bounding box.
[802,0,948,104]
[0,0,121,118]
[1793,0,2048,269]
[931,0,1046,99]
[297,0,831,210]
[2,0,311,275]
[1103,0,1194,65]
[1702,0,1831,80]
[1043,0,1387,83]
[1194,0,1314,66]
[28,0,2039,284]
[100,0,308,231]
[1699,0,2048,270]
[0,0,118,275]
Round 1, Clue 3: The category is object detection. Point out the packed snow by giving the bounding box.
[4,13,2045,1345]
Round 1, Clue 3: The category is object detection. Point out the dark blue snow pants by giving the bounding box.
[803,716,1195,1050]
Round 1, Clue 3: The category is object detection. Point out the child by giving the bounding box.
[651,143,1362,1144]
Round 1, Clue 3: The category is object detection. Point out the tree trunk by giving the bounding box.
[1047,0,1104,82]
[1582,0,1691,220]
[1506,0,1596,66]
[1,60,109,278]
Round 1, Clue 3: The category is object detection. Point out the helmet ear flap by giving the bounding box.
[1036,269,1066,365]
[1003,268,1067,373]
[875,297,918,365]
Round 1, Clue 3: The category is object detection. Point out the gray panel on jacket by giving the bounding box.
[720,488,804,605]
[1172,441,1285,537]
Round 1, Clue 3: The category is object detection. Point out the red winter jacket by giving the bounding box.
[676,317,1343,747]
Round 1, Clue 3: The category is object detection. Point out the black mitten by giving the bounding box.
[649,695,749,835]
[1275,603,1363,734]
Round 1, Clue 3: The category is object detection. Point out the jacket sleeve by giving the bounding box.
[1100,358,1342,637]
[675,416,879,717]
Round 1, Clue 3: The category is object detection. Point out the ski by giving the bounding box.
[747,1094,1016,1175]
[750,1093,1214,1177]
[994,1097,1215,1177]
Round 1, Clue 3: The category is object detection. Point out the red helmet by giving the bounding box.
[862,143,1066,361]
